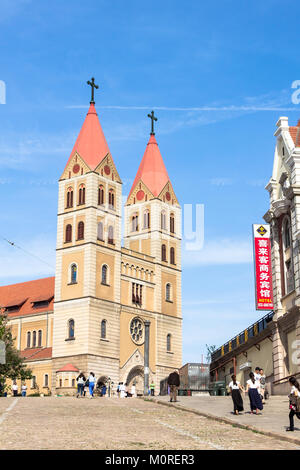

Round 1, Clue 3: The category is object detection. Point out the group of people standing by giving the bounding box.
[229,367,266,415]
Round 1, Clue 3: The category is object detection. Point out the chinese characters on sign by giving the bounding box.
[253,224,274,310]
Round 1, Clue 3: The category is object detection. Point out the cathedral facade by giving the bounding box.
[1,97,182,395]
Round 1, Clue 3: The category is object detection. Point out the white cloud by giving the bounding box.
[210,177,233,186]
[182,237,253,266]
[0,131,76,170]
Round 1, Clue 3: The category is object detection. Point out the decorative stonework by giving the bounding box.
[129,317,144,345]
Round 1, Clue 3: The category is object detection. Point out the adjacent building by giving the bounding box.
[211,117,300,395]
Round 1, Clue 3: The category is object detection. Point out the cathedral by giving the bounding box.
[0,83,182,395]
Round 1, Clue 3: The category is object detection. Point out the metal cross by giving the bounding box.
[87,77,99,104]
[147,110,158,135]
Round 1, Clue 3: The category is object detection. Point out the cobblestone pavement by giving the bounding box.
[0,396,298,450]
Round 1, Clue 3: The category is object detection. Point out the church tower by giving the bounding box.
[52,79,122,391]
[124,111,182,385]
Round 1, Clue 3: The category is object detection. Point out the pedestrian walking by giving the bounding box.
[120,382,126,398]
[150,382,155,396]
[21,383,27,397]
[76,372,86,398]
[254,367,261,382]
[228,375,244,415]
[117,383,121,398]
[286,376,300,432]
[88,372,96,398]
[131,383,136,397]
[167,369,180,403]
[12,381,18,397]
[259,368,266,403]
[246,372,263,414]
[101,384,107,397]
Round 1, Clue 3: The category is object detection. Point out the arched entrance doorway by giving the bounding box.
[126,366,144,396]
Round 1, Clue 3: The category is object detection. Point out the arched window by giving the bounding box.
[162,244,167,262]
[70,263,77,284]
[161,212,166,230]
[143,210,150,229]
[65,224,72,243]
[101,265,108,285]
[27,331,31,348]
[108,189,115,209]
[77,221,84,240]
[68,319,75,339]
[44,374,49,387]
[170,213,175,233]
[32,331,37,348]
[283,218,291,249]
[98,185,104,205]
[78,185,85,205]
[167,334,171,352]
[108,226,114,244]
[66,188,73,208]
[101,320,107,339]
[132,214,138,232]
[170,247,175,265]
[38,330,42,347]
[97,222,104,241]
[166,283,171,301]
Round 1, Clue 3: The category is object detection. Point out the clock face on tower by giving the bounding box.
[129,317,144,345]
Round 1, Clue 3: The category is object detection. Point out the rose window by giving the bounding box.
[130,317,144,345]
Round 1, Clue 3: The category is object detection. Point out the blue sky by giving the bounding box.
[1,0,300,363]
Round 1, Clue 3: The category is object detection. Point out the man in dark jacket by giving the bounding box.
[167,369,180,402]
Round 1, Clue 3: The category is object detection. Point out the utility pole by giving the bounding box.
[144,321,150,395]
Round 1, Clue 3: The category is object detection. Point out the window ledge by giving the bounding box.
[100,338,109,342]
[167,351,174,354]
[166,300,173,303]
[68,282,78,286]
[281,289,296,301]
[97,238,105,242]
[65,337,75,342]
[101,283,110,287]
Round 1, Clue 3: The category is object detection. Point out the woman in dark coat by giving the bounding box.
[246,372,263,414]
[229,374,244,415]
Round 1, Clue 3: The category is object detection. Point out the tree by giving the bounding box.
[205,344,217,364]
[0,313,32,390]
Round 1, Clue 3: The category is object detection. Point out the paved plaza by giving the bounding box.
[0,396,299,450]
[155,395,300,442]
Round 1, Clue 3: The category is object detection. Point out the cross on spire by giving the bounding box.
[87,77,99,104]
[147,110,158,135]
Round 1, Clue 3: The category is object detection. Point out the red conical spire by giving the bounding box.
[64,103,111,171]
[128,134,170,198]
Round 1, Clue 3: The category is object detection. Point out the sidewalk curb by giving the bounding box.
[145,398,300,447]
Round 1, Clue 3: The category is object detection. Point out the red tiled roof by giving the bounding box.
[0,277,55,318]
[57,363,79,372]
[128,134,170,199]
[21,347,52,361]
[289,119,300,147]
[64,103,113,171]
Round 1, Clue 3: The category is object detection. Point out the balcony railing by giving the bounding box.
[211,311,274,363]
